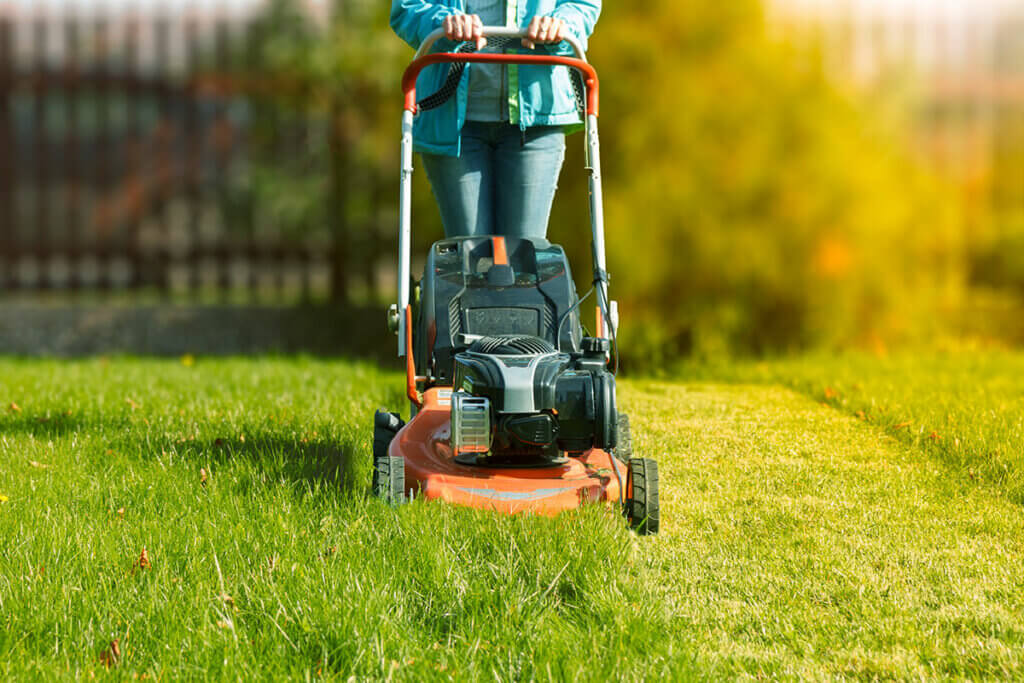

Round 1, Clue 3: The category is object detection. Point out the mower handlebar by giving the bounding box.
[403,27,598,116]
[413,26,588,61]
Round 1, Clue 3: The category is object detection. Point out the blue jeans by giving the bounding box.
[420,122,566,239]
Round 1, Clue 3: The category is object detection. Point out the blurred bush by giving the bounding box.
[547,0,965,364]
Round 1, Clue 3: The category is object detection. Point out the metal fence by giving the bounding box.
[0,9,390,303]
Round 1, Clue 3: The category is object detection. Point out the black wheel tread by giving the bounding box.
[627,457,659,535]
[372,410,407,504]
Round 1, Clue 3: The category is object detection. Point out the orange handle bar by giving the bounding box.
[402,53,599,117]
[405,305,423,408]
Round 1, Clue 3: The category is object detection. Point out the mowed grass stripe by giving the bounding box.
[682,352,1024,505]
[0,358,1022,679]
[624,381,1024,679]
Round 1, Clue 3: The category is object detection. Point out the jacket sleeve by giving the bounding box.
[550,0,601,45]
[390,0,463,49]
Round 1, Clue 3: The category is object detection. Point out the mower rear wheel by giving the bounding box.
[372,410,406,504]
[614,412,633,463]
[626,458,660,535]
[373,410,404,459]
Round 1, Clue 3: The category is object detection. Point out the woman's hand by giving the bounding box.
[443,14,486,49]
[522,16,567,49]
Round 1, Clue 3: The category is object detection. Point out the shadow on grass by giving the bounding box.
[192,433,365,497]
[1,412,370,497]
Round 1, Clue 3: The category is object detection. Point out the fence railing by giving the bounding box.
[0,10,392,303]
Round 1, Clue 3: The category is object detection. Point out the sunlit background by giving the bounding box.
[1,0,1021,364]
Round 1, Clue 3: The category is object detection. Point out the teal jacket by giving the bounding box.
[390,0,601,156]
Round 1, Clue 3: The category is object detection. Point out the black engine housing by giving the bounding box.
[413,236,615,462]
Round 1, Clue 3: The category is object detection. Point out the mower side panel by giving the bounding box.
[389,388,625,516]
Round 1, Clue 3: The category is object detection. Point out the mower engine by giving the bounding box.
[450,334,617,464]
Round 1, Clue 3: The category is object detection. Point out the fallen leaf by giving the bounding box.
[893,421,912,430]
[214,438,225,447]
[216,620,233,629]
[824,387,839,400]
[928,431,940,441]
[29,460,50,469]
[99,639,121,668]
[116,507,125,517]
[855,410,866,420]
[8,402,21,413]
[200,468,208,487]
[968,469,976,480]
[138,548,152,570]
[36,417,50,424]
[239,434,246,443]
[217,593,234,607]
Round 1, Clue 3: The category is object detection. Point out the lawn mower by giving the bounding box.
[373,27,659,534]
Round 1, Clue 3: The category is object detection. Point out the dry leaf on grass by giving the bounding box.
[99,639,121,668]
[893,421,912,430]
[28,460,50,469]
[138,548,152,570]
[824,387,839,400]
[200,468,208,487]
[929,431,940,441]
[125,398,140,411]
[116,507,125,517]
[8,402,21,413]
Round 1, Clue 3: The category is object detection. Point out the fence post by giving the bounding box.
[0,18,13,289]
[328,96,348,304]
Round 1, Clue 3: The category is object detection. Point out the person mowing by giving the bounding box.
[390,0,601,238]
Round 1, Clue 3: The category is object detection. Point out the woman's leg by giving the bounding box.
[420,123,496,238]
[493,125,566,239]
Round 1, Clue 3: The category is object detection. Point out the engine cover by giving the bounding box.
[451,335,617,459]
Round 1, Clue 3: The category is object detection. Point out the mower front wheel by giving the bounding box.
[626,457,660,535]
[372,410,407,504]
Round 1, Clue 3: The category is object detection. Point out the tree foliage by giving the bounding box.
[547,0,964,361]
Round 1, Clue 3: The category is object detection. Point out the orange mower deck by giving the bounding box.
[391,388,626,515]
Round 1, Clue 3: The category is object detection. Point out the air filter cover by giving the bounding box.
[451,391,492,456]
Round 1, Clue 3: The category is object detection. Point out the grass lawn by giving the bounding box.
[1,356,1023,679]
[688,351,1024,505]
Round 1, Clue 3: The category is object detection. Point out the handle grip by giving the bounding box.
[414,25,588,61]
